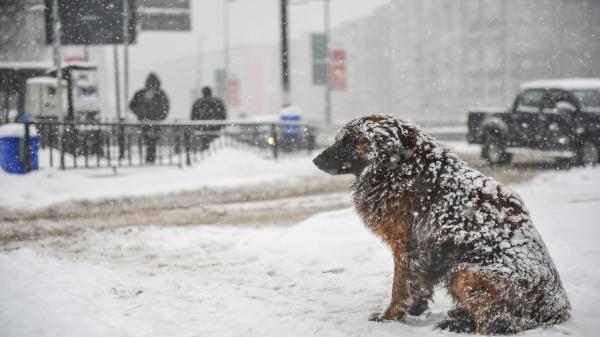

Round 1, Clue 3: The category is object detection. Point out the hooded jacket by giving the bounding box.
[130,73,170,121]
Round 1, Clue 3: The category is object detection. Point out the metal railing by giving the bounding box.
[20,120,316,172]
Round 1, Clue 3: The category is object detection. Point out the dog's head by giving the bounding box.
[313,115,424,176]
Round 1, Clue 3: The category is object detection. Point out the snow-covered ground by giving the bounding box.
[1,156,599,336]
[0,142,478,211]
[0,148,319,210]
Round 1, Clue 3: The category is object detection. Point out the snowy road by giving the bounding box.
[1,144,559,245]
[1,148,599,336]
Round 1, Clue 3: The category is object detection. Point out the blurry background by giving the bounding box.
[1,0,599,125]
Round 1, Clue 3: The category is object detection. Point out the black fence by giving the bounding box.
[20,120,316,172]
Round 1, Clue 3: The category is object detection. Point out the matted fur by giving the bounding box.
[313,115,570,334]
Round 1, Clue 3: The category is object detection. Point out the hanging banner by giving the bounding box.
[228,79,240,107]
[330,49,347,91]
[311,33,327,85]
[214,69,226,99]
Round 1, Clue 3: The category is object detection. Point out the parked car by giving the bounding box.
[467,79,600,165]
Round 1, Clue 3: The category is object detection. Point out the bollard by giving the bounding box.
[270,124,279,160]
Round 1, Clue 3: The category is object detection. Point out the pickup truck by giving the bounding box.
[467,79,600,165]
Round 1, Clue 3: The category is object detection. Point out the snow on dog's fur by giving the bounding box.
[313,115,570,334]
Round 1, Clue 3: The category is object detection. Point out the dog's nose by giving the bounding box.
[312,155,323,168]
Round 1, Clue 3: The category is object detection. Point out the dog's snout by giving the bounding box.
[312,154,323,168]
[313,149,338,174]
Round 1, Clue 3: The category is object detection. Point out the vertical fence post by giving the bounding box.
[72,126,77,168]
[168,126,173,165]
[49,124,53,168]
[95,129,101,168]
[138,127,143,165]
[24,122,32,173]
[176,134,183,168]
[184,126,191,166]
[60,123,66,170]
[118,123,125,161]
[127,133,132,166]
[84,132,89,168]
[270,124,279,160]
[106,132,111,167]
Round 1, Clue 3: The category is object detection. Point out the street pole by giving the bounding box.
[324,0,331,124]
[52,0,63,122]
[281,0,290,106]
[51,0,65,169]
[196,35,206,96]
[113,46,122,121]
[224,0,232,105]
[123,0,130,120]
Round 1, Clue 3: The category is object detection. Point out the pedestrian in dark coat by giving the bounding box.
[129,73,169,163]
[190,86,227,151]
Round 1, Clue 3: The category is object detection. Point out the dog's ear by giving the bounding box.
[359,116,404,152]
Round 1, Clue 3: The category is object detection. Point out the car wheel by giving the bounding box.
[578,140,599,166]
[483,133,512,166]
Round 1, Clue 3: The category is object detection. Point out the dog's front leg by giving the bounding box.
[370,254,409,321]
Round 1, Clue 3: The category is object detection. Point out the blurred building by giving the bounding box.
[329,0,600,125]
[2,0,599,125]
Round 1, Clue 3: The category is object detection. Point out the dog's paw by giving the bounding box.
[437,318,476,333]
[447,308,474,321]
[368,311,405,322]
[369,312,386,322]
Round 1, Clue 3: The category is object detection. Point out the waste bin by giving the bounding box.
[280,106,304,151]
[0,123,39,174]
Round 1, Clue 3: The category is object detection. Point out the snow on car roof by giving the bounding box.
[520,78,600,90]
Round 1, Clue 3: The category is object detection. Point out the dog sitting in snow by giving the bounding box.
[313,115,570,334]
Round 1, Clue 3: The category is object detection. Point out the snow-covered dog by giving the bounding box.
[313,115,570,334]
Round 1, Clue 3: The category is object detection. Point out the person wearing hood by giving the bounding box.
[190,86,227,151]
[129,73,170,163]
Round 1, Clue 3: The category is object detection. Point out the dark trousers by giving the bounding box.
[143,125,160,163]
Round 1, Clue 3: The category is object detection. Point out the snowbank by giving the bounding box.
[0,123,38,138]
[0,148,320,210]
[1,167,599,336]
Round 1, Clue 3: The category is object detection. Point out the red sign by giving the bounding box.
[330,49,347,91]
[65,55,85,63]
[228,79,240,107]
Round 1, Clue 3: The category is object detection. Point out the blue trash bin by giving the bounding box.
[0,123,39,174]
[280,107,306,151]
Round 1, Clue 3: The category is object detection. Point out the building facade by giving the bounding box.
[327,0,600,125]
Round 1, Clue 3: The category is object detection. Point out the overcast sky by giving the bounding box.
[129,0,390,68]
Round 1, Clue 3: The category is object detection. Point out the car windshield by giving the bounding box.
[516,89,545,112]
[571,89,600,111]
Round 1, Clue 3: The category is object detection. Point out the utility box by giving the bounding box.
[0,123,39,174]
[25,77,67,120]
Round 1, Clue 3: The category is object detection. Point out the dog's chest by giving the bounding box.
[354,195,416,249]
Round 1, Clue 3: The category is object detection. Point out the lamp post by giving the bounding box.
[224,0,236,106]
[323,0,331,124]
[51,0,63,122]
[281,0,290,106]
[123,0,130,119]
